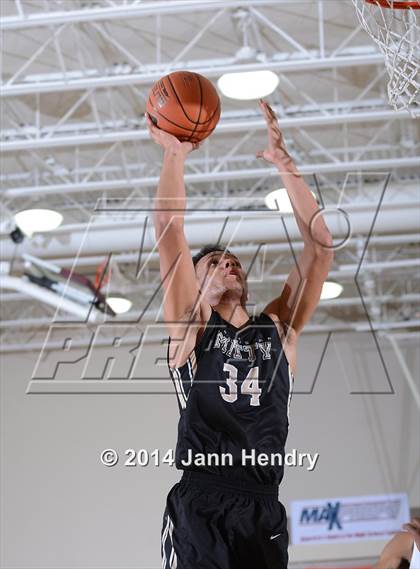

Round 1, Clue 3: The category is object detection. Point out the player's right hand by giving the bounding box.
[145,112,201,155]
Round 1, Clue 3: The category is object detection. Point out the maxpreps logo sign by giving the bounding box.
[300,501,342,531]
[290,493,409,545]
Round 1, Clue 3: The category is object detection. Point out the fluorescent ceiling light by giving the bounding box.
[14,208,63,237]
[106,296,132,314]
[217,70,279,100]
[265,188,317,214]
[321,281,343,300]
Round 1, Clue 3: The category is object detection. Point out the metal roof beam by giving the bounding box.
[0,52,384,97]
[4,157,419,198]
[1,1,291,30]
[1,109,413,152]
[0,96,396,139]
[2,198,419,260]
[2,232,418,272]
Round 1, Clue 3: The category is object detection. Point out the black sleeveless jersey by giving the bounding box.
[166,308,294,486]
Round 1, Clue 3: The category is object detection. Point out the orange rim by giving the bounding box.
[364,0,420,8]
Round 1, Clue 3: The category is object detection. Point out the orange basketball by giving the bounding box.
[146,71,221,143]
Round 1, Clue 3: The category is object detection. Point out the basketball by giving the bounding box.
[146,71,221,143]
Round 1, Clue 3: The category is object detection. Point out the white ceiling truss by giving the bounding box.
[0,0,419,352]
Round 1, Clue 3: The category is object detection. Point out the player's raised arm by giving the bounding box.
[257,99,334,338]
[146,114,202,333]
[373,528,415,569]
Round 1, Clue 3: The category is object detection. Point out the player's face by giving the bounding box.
[195,252,248,305]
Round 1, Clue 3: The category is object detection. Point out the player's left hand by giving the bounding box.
[256,99,294,167]
[403,517,420,549]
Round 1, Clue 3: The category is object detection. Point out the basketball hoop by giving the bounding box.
[352,0,420,113]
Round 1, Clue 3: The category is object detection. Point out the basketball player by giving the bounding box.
[374,517,420,569]
[147,99,333,568]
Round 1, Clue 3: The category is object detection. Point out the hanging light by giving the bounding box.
[265,188,317,214]
[14,209,63,237]
[106,296,133,314]
[217,70,279,100]
[321,281,343,300]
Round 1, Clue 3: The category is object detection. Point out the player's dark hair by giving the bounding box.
[192,244,233,268]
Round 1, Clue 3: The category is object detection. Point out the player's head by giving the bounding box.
[192,244,248,307]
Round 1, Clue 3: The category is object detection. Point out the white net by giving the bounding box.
[352,0,420,113]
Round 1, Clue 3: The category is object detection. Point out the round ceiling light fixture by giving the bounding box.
[217,70,279,100]
[14,208,63,237]
[320,281,343,300]
[106,296,133,314]
[265,188,317,214]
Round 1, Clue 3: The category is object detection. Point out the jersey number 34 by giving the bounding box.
[219,363,262,407]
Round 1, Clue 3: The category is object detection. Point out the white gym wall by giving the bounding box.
[1,1,419,568]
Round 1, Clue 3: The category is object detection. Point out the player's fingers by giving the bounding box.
[259,98,272,109]
[147,129,161,145]
[145,112,159,131]
[260,101,281,134]
[268,104,277,117]
[259,107,268,123]
[403,523,419,536]
[149,127,166,145]
[263,107,278,127]
[403,525,418,541]
[262,105,273,121]
[268,128,281,141]
[404,518,420,531]
[265,105,278,124]
[267,110,278,125]
[259,99,271,120]
[263,100,276,114]
[145,119,155,135]
[145,122,157,138]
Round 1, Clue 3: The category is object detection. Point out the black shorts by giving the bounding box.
[161,470,288,569]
